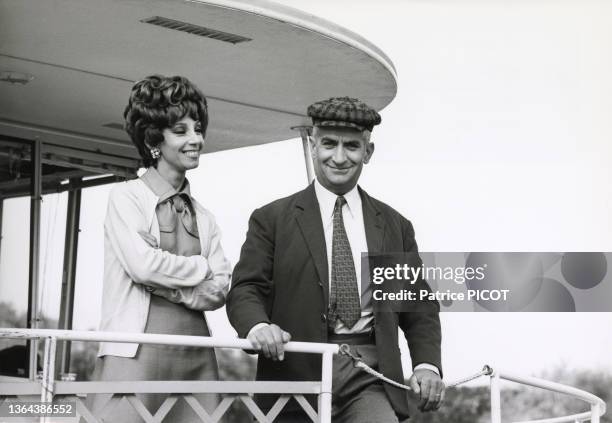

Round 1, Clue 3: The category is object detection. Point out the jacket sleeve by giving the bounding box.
[151,213,231,311]
[226,207,274,338]
[104,184,211,289]
[397,218,443,376]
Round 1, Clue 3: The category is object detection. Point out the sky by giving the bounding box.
[1,0,612,387]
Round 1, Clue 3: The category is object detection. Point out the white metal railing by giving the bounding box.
[0,328,338,423]
[490,369,607,423]
[0,328,607,423]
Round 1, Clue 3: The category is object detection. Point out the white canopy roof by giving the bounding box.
[0,0,397,161]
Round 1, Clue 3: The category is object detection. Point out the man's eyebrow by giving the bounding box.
[320,137,339,143]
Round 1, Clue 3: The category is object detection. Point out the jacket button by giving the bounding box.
[318,280,323,287]
[321,313,327,323]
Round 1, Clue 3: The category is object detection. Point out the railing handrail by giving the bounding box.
[498,369,606,412]
[512,412,594,423]
[0,328,339,355]
[489,369,606,423]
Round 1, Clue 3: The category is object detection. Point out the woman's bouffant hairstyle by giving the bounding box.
[124,75,208,167]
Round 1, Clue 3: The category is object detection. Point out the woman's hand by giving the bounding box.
[138,231,159,248]
[154,279,227,311]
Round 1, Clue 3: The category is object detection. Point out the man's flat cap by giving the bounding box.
[307,97,381,132]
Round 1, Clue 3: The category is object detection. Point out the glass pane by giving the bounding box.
[70,183,114,380]
[1,137,33,379]
[38,192,68,329]
[0,197,30,378]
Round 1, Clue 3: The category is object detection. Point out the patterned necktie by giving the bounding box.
[329,196,361,329]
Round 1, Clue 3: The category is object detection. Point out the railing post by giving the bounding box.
[591,403,601,423]
[40,337,57,423]
[490,370,501,423]
[319,351,333,423]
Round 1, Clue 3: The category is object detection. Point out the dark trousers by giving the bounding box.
[274,344,401,423]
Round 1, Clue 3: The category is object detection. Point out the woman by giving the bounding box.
[91,75,231,422]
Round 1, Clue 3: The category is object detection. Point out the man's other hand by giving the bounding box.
[247,324,291,361]
[408,368,445,412]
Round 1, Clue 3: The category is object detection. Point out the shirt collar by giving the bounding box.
[141,167,192,204]
[313,179,361,221]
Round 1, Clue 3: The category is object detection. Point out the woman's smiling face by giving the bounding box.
[157,116,204,173]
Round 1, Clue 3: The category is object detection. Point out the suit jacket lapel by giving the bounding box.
[360,187,385,254]
[295,183,330,304]
[359,187,385,323]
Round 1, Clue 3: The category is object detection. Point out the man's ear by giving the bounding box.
[363,142,375,164]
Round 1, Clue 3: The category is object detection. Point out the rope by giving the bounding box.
[339,344,492,391]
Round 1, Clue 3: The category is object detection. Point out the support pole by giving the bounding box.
[292,126,314,184]
[27,138,42,380]
[55,181,81,377]
[319,351,333,423]
[490,371,501,423]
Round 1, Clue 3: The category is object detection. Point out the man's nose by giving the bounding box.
[332,146,347,164]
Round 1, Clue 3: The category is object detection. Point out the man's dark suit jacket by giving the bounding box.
[226,183,441,418]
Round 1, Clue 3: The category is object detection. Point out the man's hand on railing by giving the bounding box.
[408,368,445,412]
[247,323,292,361]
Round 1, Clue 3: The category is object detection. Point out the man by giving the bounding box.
[227,97,444,422]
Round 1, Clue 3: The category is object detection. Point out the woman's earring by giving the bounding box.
[150,147,161,159]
